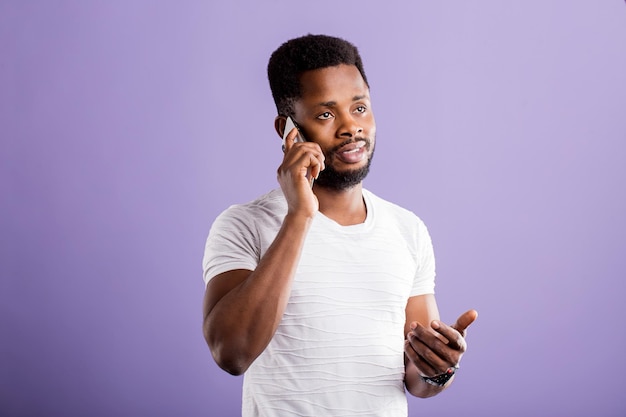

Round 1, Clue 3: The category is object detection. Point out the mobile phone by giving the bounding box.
[282,116,305,150]
[282,116,314,186]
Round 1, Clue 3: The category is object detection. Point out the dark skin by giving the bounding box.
[202,63,478,397]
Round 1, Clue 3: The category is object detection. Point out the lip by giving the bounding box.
[335,141,367,164]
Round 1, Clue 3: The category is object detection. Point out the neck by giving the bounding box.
[313,183,366,226]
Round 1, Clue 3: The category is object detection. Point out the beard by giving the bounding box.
[314,138,375,191]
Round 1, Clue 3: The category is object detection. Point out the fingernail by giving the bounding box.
[431,320,440,329]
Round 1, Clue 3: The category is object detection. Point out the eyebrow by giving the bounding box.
[316,95,369,107]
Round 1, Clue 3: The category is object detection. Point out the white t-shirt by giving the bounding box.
[203,188,436,417]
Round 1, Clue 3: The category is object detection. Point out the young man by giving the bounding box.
[202,34,478,417]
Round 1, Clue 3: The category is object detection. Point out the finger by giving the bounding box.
[282,145,324,186]
[410,321,448,346]
[404,338,439,377]
[307,148,325,179]
[451,309,478,337]
[283,142,321,165]
[430,320,466,352]
[282,127,300,153]
[407,324,456,373]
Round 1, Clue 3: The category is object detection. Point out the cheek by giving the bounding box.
[364,114,376,134]
[305,127,335,147]
[366,122,376,140]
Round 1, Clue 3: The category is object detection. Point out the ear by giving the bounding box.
[275,116,287,139]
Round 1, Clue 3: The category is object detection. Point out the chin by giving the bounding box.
[315,160,373,191]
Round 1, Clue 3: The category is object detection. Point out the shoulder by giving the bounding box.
[363,188,427,229]
[215,189,287,225]
[204,189,287,281]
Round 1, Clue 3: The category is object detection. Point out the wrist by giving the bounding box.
[284,211,316,227]
[421,366,458,388]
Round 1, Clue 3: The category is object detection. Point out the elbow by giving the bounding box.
[203,326,253,376]
[213,352,250,376]
[210,342,254,375]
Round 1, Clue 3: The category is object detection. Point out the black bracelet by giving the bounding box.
[421,366,458,387]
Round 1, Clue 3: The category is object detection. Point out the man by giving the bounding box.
[202,34,478,416]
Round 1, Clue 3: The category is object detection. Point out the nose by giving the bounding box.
[337,115,363,138]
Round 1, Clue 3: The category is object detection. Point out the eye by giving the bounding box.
[317,112,333,120]
[354,105,367,114]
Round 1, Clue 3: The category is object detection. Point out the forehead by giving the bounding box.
[298,64,369,102]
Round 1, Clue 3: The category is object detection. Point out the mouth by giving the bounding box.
[334,140,368,164]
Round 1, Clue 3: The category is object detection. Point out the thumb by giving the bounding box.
[452,309,478,337]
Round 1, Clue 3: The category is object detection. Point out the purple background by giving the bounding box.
[2,1,625,416]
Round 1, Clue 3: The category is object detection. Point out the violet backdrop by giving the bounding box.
[2,1,625,416]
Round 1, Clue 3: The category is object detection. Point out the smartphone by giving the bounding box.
[282,116,306,150]
[282,117,314,186]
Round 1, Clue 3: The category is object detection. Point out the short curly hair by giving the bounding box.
[267,34,369,116]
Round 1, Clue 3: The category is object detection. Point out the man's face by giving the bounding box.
[293,64,376,191]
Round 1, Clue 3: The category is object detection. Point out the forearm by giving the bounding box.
[204,213,313,374]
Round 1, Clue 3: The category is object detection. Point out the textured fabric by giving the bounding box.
[203,188,436,417]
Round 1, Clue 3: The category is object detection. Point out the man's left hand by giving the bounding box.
[404,309,478,379]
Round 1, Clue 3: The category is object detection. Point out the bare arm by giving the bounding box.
[404,295,478,398]
[404,294,445,397]
[202,213,312,375]
[202,126,325,375]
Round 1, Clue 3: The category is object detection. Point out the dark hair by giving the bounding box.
[267,34,369,116]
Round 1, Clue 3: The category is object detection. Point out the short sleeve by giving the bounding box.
[410,219,436,296]
[202,206,259,286]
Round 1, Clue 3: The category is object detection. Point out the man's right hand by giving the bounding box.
[277,127,325,218]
